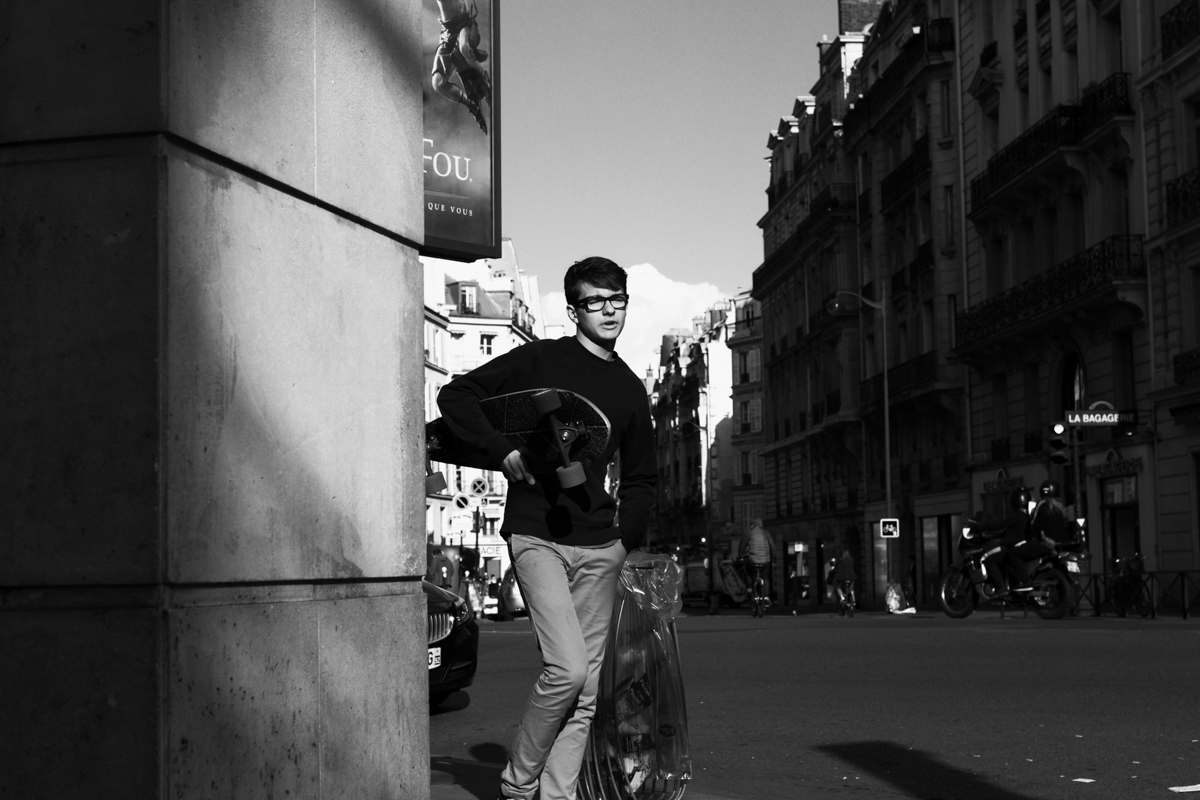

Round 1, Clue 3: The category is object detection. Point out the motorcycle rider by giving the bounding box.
[1029,478,1070,544]
[970,487,1033,596]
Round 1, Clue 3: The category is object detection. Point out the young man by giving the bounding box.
[437,257,657,800]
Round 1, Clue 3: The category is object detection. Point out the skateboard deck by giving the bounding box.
[580,556,691,800]
[426,388,611,474]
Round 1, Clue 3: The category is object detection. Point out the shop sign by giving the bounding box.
[421,0,501,261]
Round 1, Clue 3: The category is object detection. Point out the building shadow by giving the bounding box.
[817,741,1049,800]
[430,745,507,800]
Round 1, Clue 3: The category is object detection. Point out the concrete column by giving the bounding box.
[1,1,430,797]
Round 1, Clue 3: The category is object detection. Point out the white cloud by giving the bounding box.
[541,263,729,381]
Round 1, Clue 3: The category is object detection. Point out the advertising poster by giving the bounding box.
[422,0,500,261]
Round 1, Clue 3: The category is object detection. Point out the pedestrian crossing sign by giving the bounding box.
[880,518,900,538]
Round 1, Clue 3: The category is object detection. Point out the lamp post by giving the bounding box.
[828,290,892,522]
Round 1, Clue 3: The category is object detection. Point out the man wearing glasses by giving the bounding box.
[437,257,657,800]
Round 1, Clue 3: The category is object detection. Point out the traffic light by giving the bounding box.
[1048,422,1070,465]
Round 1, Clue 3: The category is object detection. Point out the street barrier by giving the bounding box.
[1071,571,1200,619]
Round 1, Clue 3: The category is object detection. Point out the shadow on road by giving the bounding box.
[818,741,1050,800]
[430,744,508,800]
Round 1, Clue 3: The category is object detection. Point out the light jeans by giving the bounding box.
[499,535,626,800]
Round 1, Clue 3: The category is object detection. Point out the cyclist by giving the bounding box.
[828,549,857,610]
[745,519,773,609]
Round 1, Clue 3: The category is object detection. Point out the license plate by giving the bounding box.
[428,647,441,670]
[1067,561,1080,573]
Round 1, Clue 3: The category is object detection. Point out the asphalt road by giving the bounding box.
[430,606,1200,800]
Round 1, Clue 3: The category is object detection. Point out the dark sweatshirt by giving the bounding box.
[436,336,657,551]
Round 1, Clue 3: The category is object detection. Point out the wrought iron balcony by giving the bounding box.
[926,17,955,52]
[955,235,1145,348]
[1176,348,1200,385]
[1079,73,1132,132]
[1163,0,1200,61]
[881,134,931,211]
[1166,165,1200,229]
[971,105,1085,211]
[859,351,940,409]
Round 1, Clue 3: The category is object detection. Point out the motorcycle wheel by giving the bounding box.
[938,567,977,619]
[847,603,855,618]
[1033,569,1072,620]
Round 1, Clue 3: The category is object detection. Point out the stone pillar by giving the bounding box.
[1,2,430,797]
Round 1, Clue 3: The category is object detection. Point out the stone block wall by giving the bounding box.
[1,1,430,796]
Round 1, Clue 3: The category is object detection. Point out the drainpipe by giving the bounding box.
[953,0,975,512]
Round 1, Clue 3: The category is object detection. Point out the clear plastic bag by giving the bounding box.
[579,556,691,800]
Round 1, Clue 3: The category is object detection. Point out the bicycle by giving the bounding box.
[749,562,771,618]
[1111,555,1151,618]
[836,580,856,618]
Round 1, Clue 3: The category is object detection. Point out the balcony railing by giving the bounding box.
[730,317,761,338]
[1176,348,1200,385]
[1166,165,1200,229]
[881,134,931,210]
[826,388,842,416]
[1079,73,1132,131]
[926,17,955,52]
[859,351,939,407]
[1163,0,1200,61]
[956,235,1144,346]
[971,105,1085,210]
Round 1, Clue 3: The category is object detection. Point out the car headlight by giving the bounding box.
[453,598,473,626]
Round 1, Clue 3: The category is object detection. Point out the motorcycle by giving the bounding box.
[938,520,1074,620]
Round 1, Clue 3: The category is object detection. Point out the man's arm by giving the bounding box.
[615,390,658,552]
[437,344,537,469]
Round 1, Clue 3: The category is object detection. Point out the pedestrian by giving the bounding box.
[745,518,773,600]
[828,549,857,609]
[437,256,657,800]
[429,547,455,590]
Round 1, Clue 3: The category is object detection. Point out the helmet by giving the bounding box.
[1039,478,1061,498]
[1010,487,1033,512]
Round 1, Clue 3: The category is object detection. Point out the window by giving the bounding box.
[750,398,763,432]
[480,333,495,355]
[942,185,955,245]
[742,502,756,530]
[739,451,752,485]
[940,81,953,138]
[739,401,751,434]
[993,372,1010,439]
[748,349,761,382]
[461,285,477,313]
[1024,363,1041,433]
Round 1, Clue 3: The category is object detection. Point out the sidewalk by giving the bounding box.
[430,756,736,800]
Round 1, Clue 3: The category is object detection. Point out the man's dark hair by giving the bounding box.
[564,257,627,305]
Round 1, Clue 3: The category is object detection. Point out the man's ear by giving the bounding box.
[566,304,578,325]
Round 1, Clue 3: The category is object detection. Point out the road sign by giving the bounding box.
[453,493,472,510]
[880,518,900,538]
[469,477,490,497]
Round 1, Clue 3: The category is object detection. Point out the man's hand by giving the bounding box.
[502,449,536,485]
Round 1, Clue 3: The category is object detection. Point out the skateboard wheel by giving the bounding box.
[557,461,586,488]
[425,472,447,494]
[532,389,561,414]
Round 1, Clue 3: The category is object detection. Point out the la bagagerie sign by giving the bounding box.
[1065,410,1135,426]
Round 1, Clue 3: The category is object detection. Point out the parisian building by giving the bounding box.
[754,0,1200,610]
[650,303,734,556]
[423,238,544,584]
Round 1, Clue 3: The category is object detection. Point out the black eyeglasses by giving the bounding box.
[573,293,629,313]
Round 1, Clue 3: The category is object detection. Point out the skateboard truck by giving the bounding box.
[532,388,587,488]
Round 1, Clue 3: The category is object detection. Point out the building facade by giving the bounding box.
[423,238,544,584]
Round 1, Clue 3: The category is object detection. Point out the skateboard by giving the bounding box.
[425,388,610,492]
[580,555,691,800]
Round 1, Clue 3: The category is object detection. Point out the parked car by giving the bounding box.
[498,566,526,619]
[425,580,478,706]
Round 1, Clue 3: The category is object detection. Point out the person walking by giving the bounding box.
[828,549,858,609]
[745,519,773,607]
[437,257,657,800]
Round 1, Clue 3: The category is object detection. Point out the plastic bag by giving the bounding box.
[885,582,913,613]
[579,556,691,800]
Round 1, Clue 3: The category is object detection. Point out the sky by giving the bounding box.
[498,0,839,377]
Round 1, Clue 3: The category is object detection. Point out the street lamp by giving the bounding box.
[827,291,891,521]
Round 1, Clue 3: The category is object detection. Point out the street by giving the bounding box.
[431,607,1200,800]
